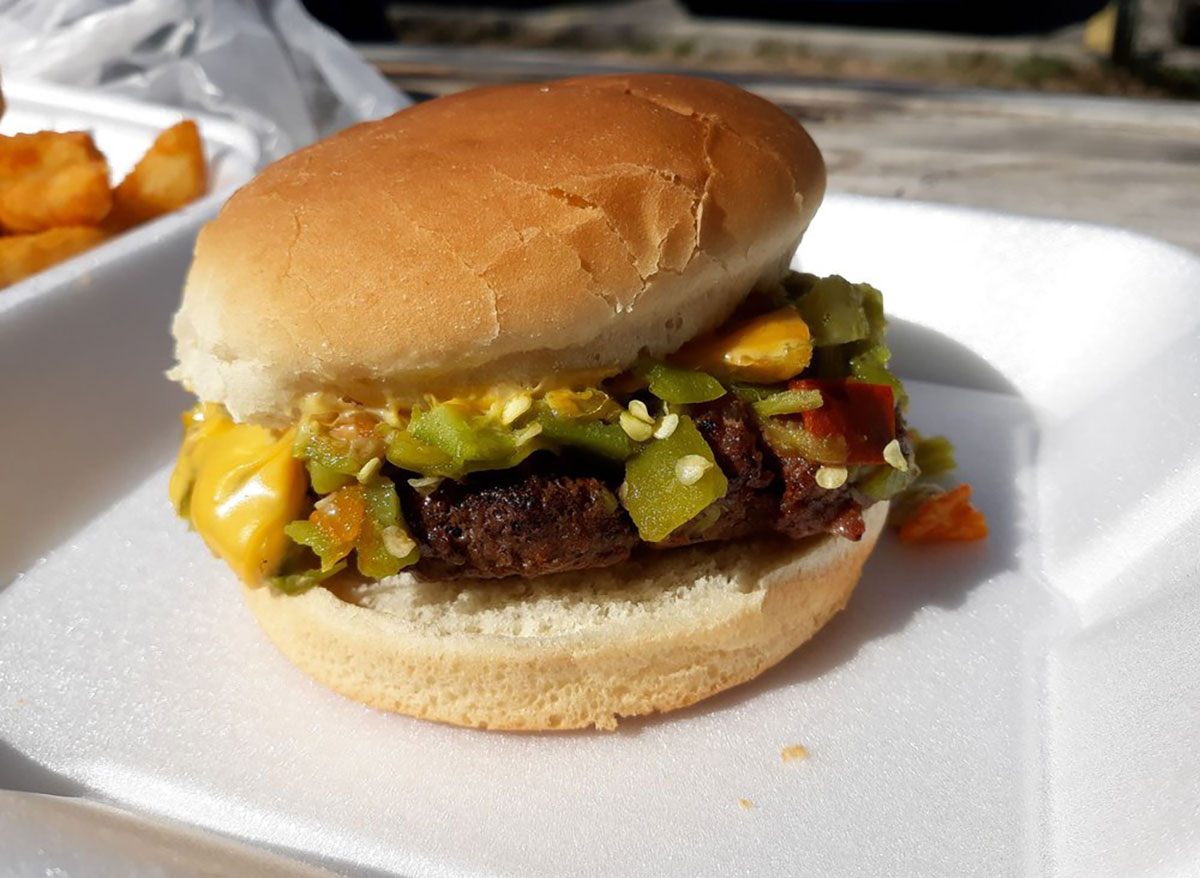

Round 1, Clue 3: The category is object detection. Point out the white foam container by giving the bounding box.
[1,193,1198,877]
[0,79,259,312]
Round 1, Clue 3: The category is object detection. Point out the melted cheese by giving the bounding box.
[170,405,307,585]
[673,306,813,384]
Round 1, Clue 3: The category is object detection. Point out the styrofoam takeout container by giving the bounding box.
[1,194,1198,877]
[0,78,260,312]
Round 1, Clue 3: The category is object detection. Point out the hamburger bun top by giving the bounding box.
[171,74,826,423]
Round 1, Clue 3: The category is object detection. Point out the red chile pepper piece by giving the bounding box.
[789,378,896,464]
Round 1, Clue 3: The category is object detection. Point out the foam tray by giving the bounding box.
[2,194,1197,877]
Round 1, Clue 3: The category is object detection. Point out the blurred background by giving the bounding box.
[306,0,1200,98]
[298,0,1200,250]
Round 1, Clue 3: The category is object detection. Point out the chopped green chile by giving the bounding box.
[730,384,772,402]
[636,360,726,404]
[306,459,353,494]
[760,418,849,465]
[409,403,513,462]
[385,429,454,473]
[780,271,817,300]
[536,408,637,461]
[268,560,347,595]
[355,478,417,578]
[784,272,910,410]
[749,388,823,417]
[856,463,917,502]
[793,275,872,347]
[393,398,638,477]
[622,415,727,542]
[858,281,887,346]
[284,519,348,571]
[914,434,957,476]
[284,477,418,579]
[294,423,365,476]
[403,403,543,477]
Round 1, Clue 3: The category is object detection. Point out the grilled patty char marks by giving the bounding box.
[773,455,866,541]
[403,395,889,580]
[403,465,638,580]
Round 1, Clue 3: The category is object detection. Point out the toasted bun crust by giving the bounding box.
[171,74,825,423]
[242,503,884,730]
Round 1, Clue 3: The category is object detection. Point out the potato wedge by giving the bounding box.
[0,130,103,177]
[0,226,105,289]
[0,131,113,233]
[105,120,207,232]
[0,160,112,233]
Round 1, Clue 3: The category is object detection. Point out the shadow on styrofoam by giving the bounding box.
[0,739,88,797]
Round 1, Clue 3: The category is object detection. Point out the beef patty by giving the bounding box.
[402,395,892,580]
[403,468,637,580]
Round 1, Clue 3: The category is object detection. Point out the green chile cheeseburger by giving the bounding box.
[167,74,920,730]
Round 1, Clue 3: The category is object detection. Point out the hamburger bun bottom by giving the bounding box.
[243,502,887,731]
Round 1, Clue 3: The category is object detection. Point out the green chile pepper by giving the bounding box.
[637,360,726,404]
[622,415,727,542]
[856,464,916,502]
[914,434,957,476]
[749,388,823,417]
[268,561,347,595]
[536,409,637,461]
